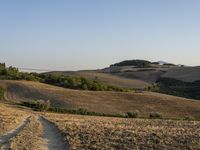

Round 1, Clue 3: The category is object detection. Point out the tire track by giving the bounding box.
[39,116,69,150]
[0,116,30,150]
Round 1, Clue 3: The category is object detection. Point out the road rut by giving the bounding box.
[39,116,69,150]
[0,116,30,149]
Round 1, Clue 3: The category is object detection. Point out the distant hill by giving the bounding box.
[1,60,200,99]
[162,66,200,82]
[111,60,151,67]
[47,59,200,99]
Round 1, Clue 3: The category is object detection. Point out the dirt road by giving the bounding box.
[0,115,69,150]
[38,116,69,150]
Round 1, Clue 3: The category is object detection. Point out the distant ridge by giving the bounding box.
[157,61,169,65]
[111,60,151,67]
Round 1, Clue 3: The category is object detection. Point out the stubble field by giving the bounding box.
[45,113,200,150]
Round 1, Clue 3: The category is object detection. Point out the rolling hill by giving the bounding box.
[1,80,200,119]
[162,66,200,82]
[47,60,200,100]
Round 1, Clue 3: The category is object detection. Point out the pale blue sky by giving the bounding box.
[0,0,200,71]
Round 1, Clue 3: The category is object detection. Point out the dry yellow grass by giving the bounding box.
[0,104,29,135]
[1,80,200,119]
[45,113,200,150]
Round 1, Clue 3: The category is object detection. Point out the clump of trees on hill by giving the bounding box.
[0,63,40,81]
[0,63,130,92]
[111,60,151,67]
[39,74,129,92]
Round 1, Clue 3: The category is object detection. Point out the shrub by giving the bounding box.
[21,100,50,111]
[149,112,162,119]
[126,111,139,118]
[0,86,4,100]
[183,115,195,121]
[76,108,89,115]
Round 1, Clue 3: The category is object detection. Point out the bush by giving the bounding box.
[183,115,195,121]
[21,100,50,111]
[76,108,89,115]
[149,112,162,119]
[0,86,4,100]
[126,111,139,118]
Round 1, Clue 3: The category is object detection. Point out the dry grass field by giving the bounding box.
[0,103,200,149]
[45,113,200,150]
[1,80,200,119]
[0,104,29,135]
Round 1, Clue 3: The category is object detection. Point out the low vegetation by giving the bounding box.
[183,115,195,121]
[0,63,40,81]
[40,73,130,92]
[21,100,50,111]
[0,86,4,100]
[21,105,125,118]
[0,63,130,92]
[149,112,162,119]
[45,113,200,150]
[126,111,139,118]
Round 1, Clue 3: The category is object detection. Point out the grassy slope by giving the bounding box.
[48,71,151,89]
[1,80,200,119]
[162,66,200,82]
[113,70,164,83]
[48,66,200,89]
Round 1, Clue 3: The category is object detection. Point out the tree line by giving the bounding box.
[0,63,130,92]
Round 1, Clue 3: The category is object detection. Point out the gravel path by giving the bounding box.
[39,116,69,150]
